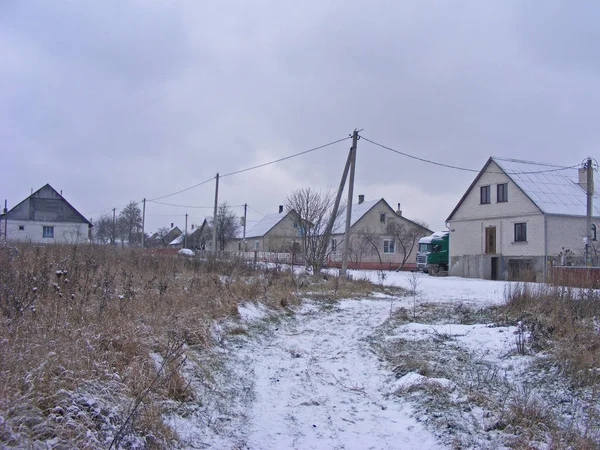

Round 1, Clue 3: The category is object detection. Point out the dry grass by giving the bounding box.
[502,283,600,387]
[0,242,375,448]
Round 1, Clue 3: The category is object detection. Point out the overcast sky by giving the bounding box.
[2,0,599,233]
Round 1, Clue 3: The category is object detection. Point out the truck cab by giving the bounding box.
[416,235,434,272]
[427,231,449,275]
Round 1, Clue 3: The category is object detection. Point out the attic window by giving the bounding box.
[19,225,25,231]
[497,183,508,203]
[380,213,386,223]
[480,186,491,204]
[293,222,298,229]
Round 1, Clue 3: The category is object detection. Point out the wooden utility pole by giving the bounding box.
[112,208,116,245]
[3,199,7,241]
[341,130,359,277]
[586,158,594,266]
[184,213,188,249]
[212,173,219,253]
[243,203,248,252]
[141,198,146,249]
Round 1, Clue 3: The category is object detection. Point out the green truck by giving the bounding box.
[426,231,449,276]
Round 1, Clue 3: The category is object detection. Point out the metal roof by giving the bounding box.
[493,157,600,216]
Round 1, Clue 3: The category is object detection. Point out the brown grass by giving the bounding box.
[0,242,376,448]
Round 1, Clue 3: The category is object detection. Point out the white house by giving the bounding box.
[1,184,92,244]
[230,206,301,252]
[447,157,600,281]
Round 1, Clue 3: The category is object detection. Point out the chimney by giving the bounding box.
[60,190,62,196]
[358,194,364,204]
[396,203,402,216]
[279,205,283,214]
[191,224,195,230]
[579,167,588,191]
[170,223,174,228]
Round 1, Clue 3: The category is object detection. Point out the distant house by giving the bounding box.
[447,157,600,281]
[231,206,302,252]
[0,184,92,244]
[329,195,432,270]
[147,225,182,248]
[169,219,212,250]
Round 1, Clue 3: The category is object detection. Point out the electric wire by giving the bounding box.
[361,136,581,175]
[148,176,215,202]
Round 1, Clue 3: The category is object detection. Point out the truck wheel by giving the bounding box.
[428,265,439,276]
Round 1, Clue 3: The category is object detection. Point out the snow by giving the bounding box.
[171,270,527,449]
[332,199,380,234]
[245,212,288,238]
[177,248,195,256]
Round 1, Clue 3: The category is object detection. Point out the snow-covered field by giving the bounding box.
[167,272,592,449]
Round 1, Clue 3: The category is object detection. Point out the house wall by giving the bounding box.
[4,220,89,244]
[546,215,600,259]
[330,200,429,268]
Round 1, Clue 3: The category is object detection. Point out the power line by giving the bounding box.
[220,136,351,178]
[147,200,214,209]
[148,176,215,202]
[362,135,580,175]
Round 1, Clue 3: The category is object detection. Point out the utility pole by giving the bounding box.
[243,203,248,252]
[3,199,7,241]
[319,141,354,268]
[212,173,219,254]
[112,208,116,245]
[586,157,594,267]
[341,129,359,277]
[184,213,188,249]
[141,198,146,249]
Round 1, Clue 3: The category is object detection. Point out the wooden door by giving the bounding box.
[485,227,496,254]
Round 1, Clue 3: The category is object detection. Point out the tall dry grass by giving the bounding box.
[0,242,315,448]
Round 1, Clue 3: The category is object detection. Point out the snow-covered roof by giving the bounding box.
[493,157,600,216]
[418,230,449,244]
[169,234,184,245]
[236,220,258,239]
[245,213,289,238]
[332,199,381,234]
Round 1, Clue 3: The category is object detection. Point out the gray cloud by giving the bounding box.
[2,0,599,232]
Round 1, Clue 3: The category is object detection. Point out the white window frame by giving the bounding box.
[383,239,395,254]
[254,240,259,250]
[43,226,54,238]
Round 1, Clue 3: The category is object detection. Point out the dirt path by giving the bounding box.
[228,298,443,450]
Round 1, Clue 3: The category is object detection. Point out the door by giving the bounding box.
[491,257,498,280]
[485,227,496,254]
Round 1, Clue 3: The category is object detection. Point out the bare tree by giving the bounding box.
[93,214,117,244]
[357,227,384,267]
[118,201,143,246]
[285,188,345,273]
[208,203,240,251]
[387,219,430,270]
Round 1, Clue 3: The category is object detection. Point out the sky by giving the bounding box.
[2,0,599,233]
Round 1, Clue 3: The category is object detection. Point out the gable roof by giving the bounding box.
[447,157,600,221]
[332,199,380,234]
[245,211,296,239]
[2,183,92,226]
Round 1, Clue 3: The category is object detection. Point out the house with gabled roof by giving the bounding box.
[230,206,301,252]
[328,195,432,270]
[0,184,92,243]
[447,157,600,281]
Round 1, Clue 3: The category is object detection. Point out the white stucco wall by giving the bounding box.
[4,220,89,244]
[546,215,600,258]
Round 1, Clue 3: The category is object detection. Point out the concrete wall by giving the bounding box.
[546,215,600,257]
[4,220,89,244]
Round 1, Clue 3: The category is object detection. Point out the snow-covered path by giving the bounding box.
[236,297,443,450]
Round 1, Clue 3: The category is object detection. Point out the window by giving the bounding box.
[43,226,54,238]
[480,185,491,204]
[380,213,386,223]
[497,183,508,202]
[293,222,298,229]
[514,223,527,242]
[592,224,597,241]
[19,225,24,231]
[331,238,337,252]
[254,240,259,250]
[383,239,395,254]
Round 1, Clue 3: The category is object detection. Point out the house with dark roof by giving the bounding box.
[447,157,600,281]
[0,184,93,243]
[328,195,432,270]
